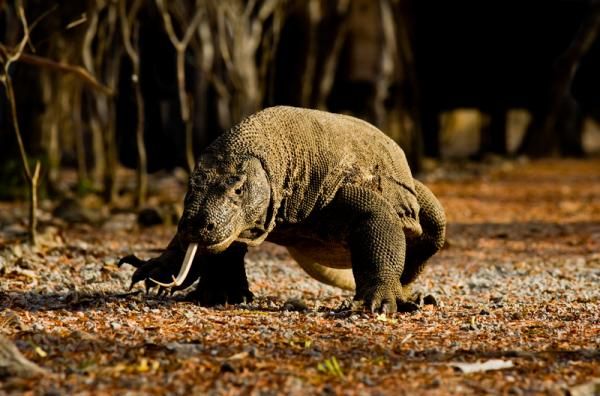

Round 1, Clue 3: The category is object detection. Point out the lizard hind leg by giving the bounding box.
[325,185,410,313]
[400,179,446,287]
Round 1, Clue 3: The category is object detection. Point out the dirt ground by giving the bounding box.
[0,158,598,395]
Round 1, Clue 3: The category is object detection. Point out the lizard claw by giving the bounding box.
[130,267,150,290]
[144,278,163,295]
[156,286,168,297]
[369,298,397,314]
[357,282,407,314]
[379,300,397,314]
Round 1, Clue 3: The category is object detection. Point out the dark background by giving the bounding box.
[1,0,599,199]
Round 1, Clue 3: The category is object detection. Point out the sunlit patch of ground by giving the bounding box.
[0,158,599,394]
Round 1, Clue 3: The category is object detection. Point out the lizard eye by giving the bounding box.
[227,174,246,196]
[227,175,240,185]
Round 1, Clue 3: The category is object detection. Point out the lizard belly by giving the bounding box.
[267,227,355,290]
[286,240,352,269]
[286,242,355,291]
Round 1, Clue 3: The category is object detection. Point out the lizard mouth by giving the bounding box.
[235,228,269,247]
[202,234,238,254]
[202,227,269,253]
[183,225,269,254]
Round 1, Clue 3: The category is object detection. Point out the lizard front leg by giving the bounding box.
[185,243,253,306]
[119,234,201,294]
[326,186,410,313]
[119,236,253,305]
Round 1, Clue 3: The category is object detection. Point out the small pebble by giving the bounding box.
[282,298,308,312]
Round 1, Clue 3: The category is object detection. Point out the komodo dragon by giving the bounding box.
[119,106,446,313]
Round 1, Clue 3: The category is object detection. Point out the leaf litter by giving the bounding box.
[0,158,598,394]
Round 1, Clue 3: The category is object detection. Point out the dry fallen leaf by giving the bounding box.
[1,159,599,394]
[227,351,249,360]
[567,378,600,396]
[33,345,47,358]
[450,359,514,374]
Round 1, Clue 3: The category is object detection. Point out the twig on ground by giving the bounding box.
[0,335,48,378]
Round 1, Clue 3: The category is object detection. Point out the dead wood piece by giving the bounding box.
[0,335,47,378]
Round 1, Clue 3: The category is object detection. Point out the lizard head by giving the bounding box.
[178,154,271,254]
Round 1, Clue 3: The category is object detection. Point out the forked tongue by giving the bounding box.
[150,243,198,287]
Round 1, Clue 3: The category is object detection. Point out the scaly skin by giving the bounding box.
[119,106,446,312]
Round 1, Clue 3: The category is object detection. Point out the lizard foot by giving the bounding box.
[355,281,419,313]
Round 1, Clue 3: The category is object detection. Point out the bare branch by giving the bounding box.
[1,1,32,180]
[82,5,100,75]
[0,0,40,244]
[156,0,203,121]
[119,0,147,207]
[156,0,203,51]
[0,46,113,96]
[195,13,228,98]
[243,0,257,20]
[156,0,205,171]
[217,5,235,74]
[119,0,143,66]
[26,4,58,53]
[248,0,278,52]
[3,3,30,68]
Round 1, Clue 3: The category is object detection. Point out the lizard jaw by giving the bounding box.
[201,227,269,252]
[235,231,269,247]
[202,233,238,254]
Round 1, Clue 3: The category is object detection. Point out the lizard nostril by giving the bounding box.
[206,223,215,232]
